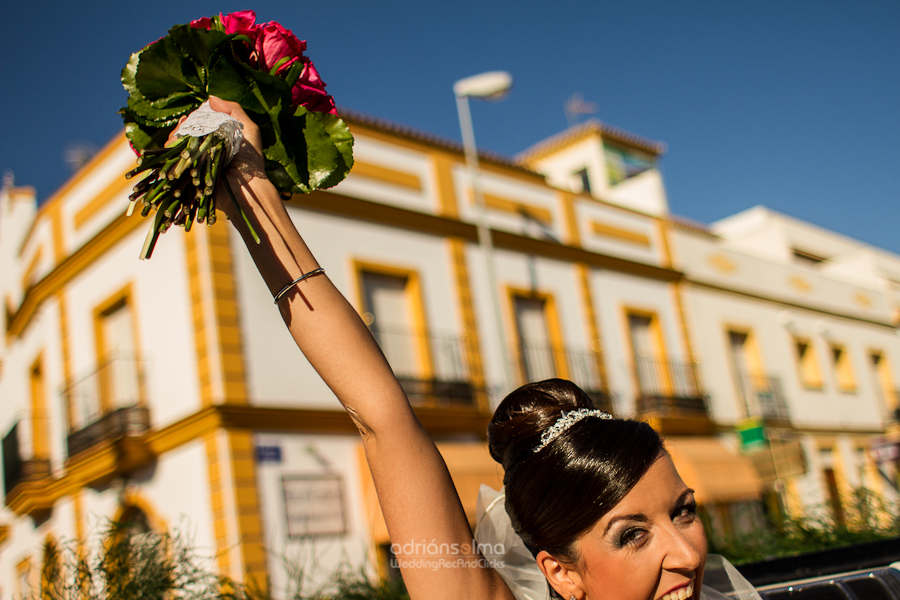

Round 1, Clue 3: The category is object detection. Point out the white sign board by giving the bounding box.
[282,475,347,538]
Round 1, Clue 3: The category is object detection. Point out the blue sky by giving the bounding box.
[1,1,898,252]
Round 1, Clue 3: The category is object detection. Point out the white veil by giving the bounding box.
[474,485,762,600]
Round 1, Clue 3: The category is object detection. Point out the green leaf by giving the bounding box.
[123,50,200,122]
[317,112,355,186]
[167,24,232,72]
[302,110,354,190]
[133,36,197,100]
[207,55,266,113]
[120,110,170,153]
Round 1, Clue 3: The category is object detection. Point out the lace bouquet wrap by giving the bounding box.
[119,10,354,259]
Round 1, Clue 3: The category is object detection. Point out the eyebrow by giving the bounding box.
[602,488,696,537]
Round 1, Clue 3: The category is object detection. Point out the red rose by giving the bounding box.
[291,59,338,115]
[220,10,261,44]
[256,21,307,74]
[189,16,213,29]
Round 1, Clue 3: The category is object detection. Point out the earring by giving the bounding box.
[569,596,576,600]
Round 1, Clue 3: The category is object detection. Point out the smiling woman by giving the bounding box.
[486,380,708,600]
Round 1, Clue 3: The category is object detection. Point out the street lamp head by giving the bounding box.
[453,71,513,101]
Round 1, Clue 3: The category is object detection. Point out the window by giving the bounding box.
[604,145,654,186]
[869,352,897,415]
[727,330,763,414]
[792,248,828,266]
[627,311,669,395]
[794,339,823,389]
[358,267,431,381]
[512,295,561,383]
[831,345,856,392]
[819,448,845,526]
[574,168,591,194]
[94,288,142,413]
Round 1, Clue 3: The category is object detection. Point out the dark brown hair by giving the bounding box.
[488,379,663,564]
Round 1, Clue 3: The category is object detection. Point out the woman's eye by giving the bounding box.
[674,502,698,523]
[618,527,648,548]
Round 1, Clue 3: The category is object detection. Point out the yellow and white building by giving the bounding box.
[0,111,896,596]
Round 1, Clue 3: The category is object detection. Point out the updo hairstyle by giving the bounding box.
[488,379,663,564]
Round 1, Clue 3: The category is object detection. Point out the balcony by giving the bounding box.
[513,342,613,412]
[633,358,715,434]
[66,405,151,457]
[2,422,51,498]
[736,375,791,424]
[3,420,54,517]
[370,327,485,408]
[62,356,152,461]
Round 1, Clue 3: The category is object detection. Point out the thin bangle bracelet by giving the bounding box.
[273,267,326,304]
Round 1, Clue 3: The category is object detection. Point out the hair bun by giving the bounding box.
[487,379,595,469]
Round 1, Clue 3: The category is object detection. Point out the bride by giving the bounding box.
[201,97,759,600]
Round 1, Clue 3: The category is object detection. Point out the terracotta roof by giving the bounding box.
[338,107,543,179]
[515,119,666,166]
[666,214,718,239]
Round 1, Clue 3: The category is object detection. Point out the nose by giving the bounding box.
[661,524,703,573]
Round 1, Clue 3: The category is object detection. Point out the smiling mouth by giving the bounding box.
[660,582,693,600]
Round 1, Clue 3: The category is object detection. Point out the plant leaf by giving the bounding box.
[133,36,198,100]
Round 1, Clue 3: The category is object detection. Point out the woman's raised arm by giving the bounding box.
[207,97,513,600]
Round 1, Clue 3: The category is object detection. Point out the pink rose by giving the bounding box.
[220,10,261,44]
[291,59,338,115]
[256,21,307,74]
[189,16,213,29]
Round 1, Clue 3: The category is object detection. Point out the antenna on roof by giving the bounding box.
[564,92,598,128]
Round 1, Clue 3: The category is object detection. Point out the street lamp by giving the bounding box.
[454,71,514,397]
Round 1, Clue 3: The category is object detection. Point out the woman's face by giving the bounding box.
[569,453,707,600]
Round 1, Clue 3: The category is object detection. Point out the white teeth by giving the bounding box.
[661,583,694,600]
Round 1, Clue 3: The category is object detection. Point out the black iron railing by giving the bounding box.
[370,326,482,407]
[63,355,146,432]
[514,342,613,412]
[2,422,51,497]
[634,358,709,417]
[66,405,151,458]
[739,375,791,422]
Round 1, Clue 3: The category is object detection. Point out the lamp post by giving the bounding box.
[454,71,514,397]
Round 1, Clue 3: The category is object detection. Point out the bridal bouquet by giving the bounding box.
[120,10,354,258]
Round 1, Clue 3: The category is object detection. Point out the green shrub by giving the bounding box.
[707,488,900,564]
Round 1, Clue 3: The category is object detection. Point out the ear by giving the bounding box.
[536,550,584,600]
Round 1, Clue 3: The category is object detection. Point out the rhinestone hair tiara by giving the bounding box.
[533,408,613,453]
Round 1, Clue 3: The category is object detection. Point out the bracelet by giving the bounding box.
[273,267,326,304]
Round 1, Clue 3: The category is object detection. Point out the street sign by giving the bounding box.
[737,417,767,453]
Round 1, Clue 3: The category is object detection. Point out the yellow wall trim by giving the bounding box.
[559,192,581,247]
[576,264,608,392]
[50,202,66,264]
[290,191,682,283]
[8,210,146,339]
[226,430,267,588]
[0,525,9,547]
[21,247,43,292]
[5,403,489,517]
[185,222,248,406]
[205,432,232,577]
[73,173,132,231]
[686,280,896,329]
[432,154,459,218]
[590,220,651,247]
[351,161,422,190]
[448,239,488,410]
[474,192,554,225]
